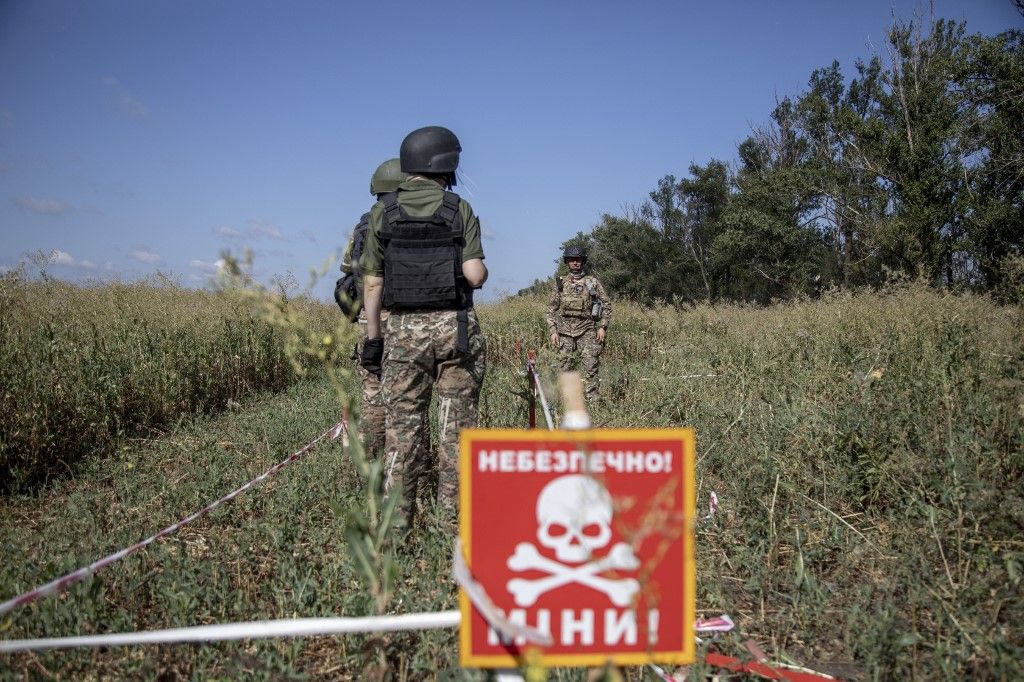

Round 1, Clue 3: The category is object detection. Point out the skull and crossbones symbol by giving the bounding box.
[506,474,640,607]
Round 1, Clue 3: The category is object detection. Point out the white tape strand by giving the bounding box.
[452,540,552,646]
[0,612,460,652]
[0,420,346,616]
[528,365,555,430]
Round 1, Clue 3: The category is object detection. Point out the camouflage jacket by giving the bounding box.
[546,273,611,337]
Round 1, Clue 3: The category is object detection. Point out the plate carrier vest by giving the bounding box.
[379,190,473,311]
[559,275,593,318]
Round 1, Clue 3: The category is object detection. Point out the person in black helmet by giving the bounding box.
[358,126,487,529]
[546,244,611,404]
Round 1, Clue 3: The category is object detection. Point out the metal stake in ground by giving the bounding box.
[526,350,537,429]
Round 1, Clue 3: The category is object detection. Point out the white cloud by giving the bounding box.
[11,196,70,215]
[248,220,283,240]
[36,250,100,272]
[214,226,244,238]
[189,258,226,274]
[301,229,318,244]
[51,250,75,266]
[128,248,162,264]
[102,76,149,120]
[214,219,286,242]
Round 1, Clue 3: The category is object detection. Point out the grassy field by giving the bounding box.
[0,281,1021,680]
[0,273,340,492]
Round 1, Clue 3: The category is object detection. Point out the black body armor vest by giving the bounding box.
[379,190,473,310]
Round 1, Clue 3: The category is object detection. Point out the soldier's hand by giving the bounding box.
[549,332,559,347]
[597,328,606,344]
[360,337,384,377]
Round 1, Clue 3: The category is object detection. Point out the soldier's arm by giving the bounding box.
[361,204,386,339]
[457,200,487,288]
[595,280,611,329]
[459,202,485,262]
[546,282,561,334]
[364,276,383,339]
[462,258,487,288]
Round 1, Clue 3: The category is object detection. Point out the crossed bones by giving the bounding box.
[506,542,641,607]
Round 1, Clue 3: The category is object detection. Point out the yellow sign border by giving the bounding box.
[458,427,696,669]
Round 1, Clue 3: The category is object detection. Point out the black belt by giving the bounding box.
[456,309,469,354]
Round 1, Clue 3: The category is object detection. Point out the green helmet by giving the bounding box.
[370,158,408,196]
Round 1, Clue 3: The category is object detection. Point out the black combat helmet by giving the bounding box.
[400,126,461,182]
[370,158,408,196]
[562,245,588,262]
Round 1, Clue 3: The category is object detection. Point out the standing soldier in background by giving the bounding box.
[547,245,611,404]
[359,126,487,530]
[335,158,408,456]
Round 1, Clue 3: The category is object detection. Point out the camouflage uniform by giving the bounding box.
[546,273,611,402]
[382,308,485,515]
[360,177,486,522]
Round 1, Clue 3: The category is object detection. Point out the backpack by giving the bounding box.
[334,214,370,321]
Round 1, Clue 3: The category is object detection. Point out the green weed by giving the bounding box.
[0,270,337,492]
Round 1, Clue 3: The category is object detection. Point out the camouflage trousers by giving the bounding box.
[555,328,603,402]
[382,308,486,525]
[354,315,388,457]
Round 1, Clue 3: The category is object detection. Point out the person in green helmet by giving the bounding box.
[335,158,408,457]
[546,244,611,404]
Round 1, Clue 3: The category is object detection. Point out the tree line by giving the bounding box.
[525,14,1023,304]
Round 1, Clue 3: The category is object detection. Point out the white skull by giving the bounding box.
[535,474,613,563]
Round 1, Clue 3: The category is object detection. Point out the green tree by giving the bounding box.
[870,18,970,284]
[675,161,732,300]
[711,99,832,302]
[560,217,672,303]
[554,11,1019,303]
[956,29,1024,289]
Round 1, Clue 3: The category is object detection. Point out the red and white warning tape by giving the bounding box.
[527,360,555,430]
[0,420,347,617]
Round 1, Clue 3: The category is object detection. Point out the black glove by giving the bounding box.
[360,337,384,377]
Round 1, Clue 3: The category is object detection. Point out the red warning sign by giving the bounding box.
[458,428,696,668]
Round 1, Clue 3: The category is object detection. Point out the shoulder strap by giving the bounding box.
[439,191,461,224]
[381,192,402,234]
[351,212,371,261]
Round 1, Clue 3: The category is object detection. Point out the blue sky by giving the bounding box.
[1,1,1020,300]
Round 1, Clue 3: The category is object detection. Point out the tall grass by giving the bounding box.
[0,282,1020,679]
[0,272,338,492]
[480,284,1023,679]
